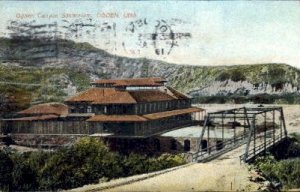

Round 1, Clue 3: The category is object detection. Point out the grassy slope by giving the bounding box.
[0,65,90,105]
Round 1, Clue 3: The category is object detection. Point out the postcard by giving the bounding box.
[0,1,299,191]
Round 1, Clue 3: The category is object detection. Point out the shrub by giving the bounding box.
[123,153,150,175]
[269,137,300,160]
[123,153,186,175]
[253,136,300,189]
[12,161,38,191]
[216,72,230,81]
[39,137,123,190]
[255,157,300,189]
[0,151,14,191]
[230,70,246,82]
[0,137,187,191]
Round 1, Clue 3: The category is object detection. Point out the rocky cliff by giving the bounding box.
[1,37,300,103]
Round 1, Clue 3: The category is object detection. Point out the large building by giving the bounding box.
[1,77,205,150]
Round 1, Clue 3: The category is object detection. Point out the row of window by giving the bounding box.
[136,100,191,114]
[69,100,191,115]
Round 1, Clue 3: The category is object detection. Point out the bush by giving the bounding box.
[154,153,186,170]
[0,151,13,191]
[231,70,246,82]
[255,156,300,189]
[269,137,300,160]
[12,161,38,191]
[122,153,186,176]
[253,136,300,189]
[0,137,187,190]
[215,72,230,81]
[39,137,123,190]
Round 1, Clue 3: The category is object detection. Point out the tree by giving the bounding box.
[231,70,246,82]
[12,162,38,191]
[39,137,123,190]
[0,151,14,191]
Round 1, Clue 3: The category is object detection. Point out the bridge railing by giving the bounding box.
[239,134,284,162]
[191,132,249,162]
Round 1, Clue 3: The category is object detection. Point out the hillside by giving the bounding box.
[1,37,300,108]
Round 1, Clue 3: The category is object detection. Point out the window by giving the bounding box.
[184,139,191,151]
[154,138,160,151]
[171,139,177,150]
[201,140,207,151]
[87,106,92,113]
[79,105,85,113]
[138,104,141,114]
[70,106,75,113]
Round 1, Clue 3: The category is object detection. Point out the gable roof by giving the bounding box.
[18,103,68,116]
[4,115,58,121]
[128,90,176,102]
[65,88,137,104]
[143,107,203,120]
[92,77,166,87]
[166,86,190,99]
[66,87,188,104]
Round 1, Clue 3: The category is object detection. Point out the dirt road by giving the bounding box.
[101,144,259,192]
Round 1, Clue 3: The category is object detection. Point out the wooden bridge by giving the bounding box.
[190,106,288,163]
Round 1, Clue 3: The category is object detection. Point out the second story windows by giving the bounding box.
[87,106,92,113]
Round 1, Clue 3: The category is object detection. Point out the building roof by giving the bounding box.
[87,115,148,122]
[166,86,190,99]
[143,107,204,120]
[65,113,95,117]
[18,103,68,116]
[66,87,187,104]
[86,107,203,122]
[92,77,166,87]
[4,115,58,121]
[128,90,176,102]
[66,88,137,104]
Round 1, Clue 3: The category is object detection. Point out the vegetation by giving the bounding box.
[254,156,300,189]
[0,137,186,191]
[0,151,14,191]
[170,63,300,93]
[252,134,300,190]
[0,65,90,117]
[2,37,300,107]
[192,93,300,104]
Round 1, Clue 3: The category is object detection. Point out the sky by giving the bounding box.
[0,1,300,68]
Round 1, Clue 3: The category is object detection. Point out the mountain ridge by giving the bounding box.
[0,37,300,105]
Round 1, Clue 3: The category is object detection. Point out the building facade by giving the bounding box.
[1,77,205,140]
